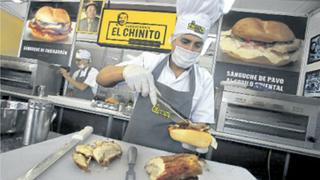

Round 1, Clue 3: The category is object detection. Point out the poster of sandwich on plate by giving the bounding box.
[214,11,307,95]
[19,0,80,66]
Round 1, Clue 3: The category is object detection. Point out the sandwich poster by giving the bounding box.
[98,9,176,52]
[19,1,80,66]
[215,11,307,94]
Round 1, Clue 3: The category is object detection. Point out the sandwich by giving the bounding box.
[168,123,217,149]
[72,140,122,171]
[28,6,72,42]
[72,144,94,171]
[220,17,301,66]
[145,154,203,180]
[92,140,122,166]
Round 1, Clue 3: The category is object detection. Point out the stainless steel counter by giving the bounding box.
[0,133,256,180]
[0,90,130,121]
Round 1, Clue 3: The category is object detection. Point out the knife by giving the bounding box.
[125,146,137,180]
[17,126,94,180]
[154,92,189,125]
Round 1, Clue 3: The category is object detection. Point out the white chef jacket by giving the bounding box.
[118,52,215,124]
[72,66,99,94]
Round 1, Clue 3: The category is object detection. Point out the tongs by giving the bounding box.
[155,91,189,125]
[155,91,213,131]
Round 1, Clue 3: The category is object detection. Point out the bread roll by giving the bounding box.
[75,144,94,158]
[145,154,202,180]
[168,126,212,148]
[35,6,71,24]
[72,140,122,171]
[72,152,91,171]
[92,140,122,166]
[231,17,295,43]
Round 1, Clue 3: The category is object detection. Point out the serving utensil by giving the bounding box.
[155,92,189,125]
[125,146,137,180]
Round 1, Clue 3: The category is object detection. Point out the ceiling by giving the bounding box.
[1,0,319,20]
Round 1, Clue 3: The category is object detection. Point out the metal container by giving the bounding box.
[23,99,56,145]
[0,100,28,134]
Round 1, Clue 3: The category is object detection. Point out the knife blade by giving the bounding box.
[17,126,93,180]
[155,94,189,125]
[125,146,137,180]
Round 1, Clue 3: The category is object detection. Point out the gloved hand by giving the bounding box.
[123,64,157,105]
[182,143,209,154]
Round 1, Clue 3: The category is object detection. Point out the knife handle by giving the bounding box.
[127,146,138,165]
[72,126,94,141]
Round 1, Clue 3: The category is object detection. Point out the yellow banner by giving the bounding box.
[98,9,176,52]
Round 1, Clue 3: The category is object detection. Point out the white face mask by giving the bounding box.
[171,46,200,69]
[78,64,85,69]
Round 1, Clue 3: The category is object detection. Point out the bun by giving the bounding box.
[72,152,91,171]
[92,140,122,166]
[231,17,295,43]
[29,27,69,42]
[145,154,202,180]
[168,126,212,148]
[35,6,70,24]
[72,140,122,171]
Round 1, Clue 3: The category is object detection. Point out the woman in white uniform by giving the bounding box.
[97,0,233,153]
[59,49,99,100]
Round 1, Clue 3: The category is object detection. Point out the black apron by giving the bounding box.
[73,67,94,100]
[123,55,196,153]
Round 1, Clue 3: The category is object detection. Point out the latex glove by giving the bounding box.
[182,143,209,154]
[123,65,157,105]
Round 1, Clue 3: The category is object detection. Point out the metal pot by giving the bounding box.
[0,100,28,134]
[23,99,56,145]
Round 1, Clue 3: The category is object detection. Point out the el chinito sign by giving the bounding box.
[98,9,176,52]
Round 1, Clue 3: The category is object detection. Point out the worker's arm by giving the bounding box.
[96,65,125,87]
[59,68,88,91]
[97,64,157,105]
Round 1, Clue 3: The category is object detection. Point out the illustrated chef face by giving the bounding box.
[86,4,97,20]
[117,12,128,26]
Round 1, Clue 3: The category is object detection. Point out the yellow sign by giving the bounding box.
[98,9,176,52]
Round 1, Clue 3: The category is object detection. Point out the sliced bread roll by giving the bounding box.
[145,154,202,180]
[92,140,122,166]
